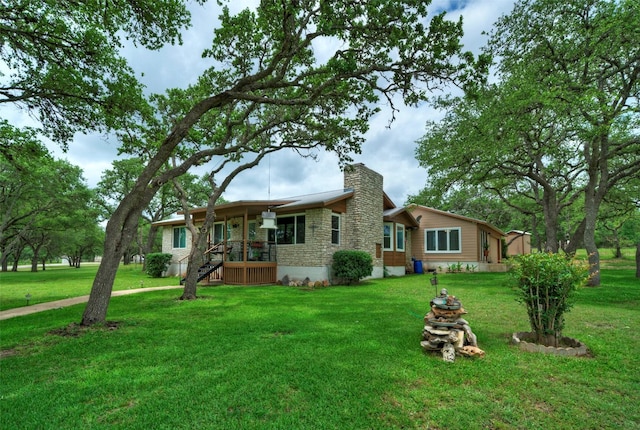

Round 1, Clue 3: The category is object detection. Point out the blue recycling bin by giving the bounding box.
[413,260,424,274]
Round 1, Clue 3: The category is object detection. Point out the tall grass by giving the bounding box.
[1,268,638,429]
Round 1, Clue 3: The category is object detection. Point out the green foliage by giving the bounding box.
[509,252,589,346]
[0,0,198,143]
[332,250,373,284]
[144,253,173,278]
[447,262,463,273]
[0,127,102,271]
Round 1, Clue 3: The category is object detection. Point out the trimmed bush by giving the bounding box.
[508,252,588,346]
[145,253,173,278]
[332,250,373,285]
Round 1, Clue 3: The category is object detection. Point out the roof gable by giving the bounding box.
[407,204,505,237]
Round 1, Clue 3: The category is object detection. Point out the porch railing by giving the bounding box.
[224,240,276,263]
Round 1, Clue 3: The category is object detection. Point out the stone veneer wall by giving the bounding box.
[276,208,343,281]
[343,163,384,277]
[161,226,192,277]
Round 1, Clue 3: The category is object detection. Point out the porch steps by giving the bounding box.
[180,261,223,285]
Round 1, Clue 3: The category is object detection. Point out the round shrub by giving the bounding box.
[145,253,173,278]
[332,250,373,285]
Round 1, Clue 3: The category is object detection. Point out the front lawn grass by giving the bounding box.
[1,268,638,429]
[0,264,178,311]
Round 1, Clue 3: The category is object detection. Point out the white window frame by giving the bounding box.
[331,213,340,245]
[424,227,461,253]
[383,222,393,250]
[173,227,187,249]
[396,224,405,252]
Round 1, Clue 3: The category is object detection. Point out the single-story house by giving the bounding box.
[155,163,417,285]
[407,205,506,272]
[155,164,509,285]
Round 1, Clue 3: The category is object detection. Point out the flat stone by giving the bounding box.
[424,325,452,336]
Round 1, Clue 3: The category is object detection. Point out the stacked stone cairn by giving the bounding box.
[421,288,485,362]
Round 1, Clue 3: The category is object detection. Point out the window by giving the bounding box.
[383,222,393,250]
[213,223,225,244]
[331,214,340,245]
[268,215,305,244]
[173,227,186,248]
[425,228,461,253]
[396,224,405,251]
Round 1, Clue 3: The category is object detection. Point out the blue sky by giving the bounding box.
[2,0,517,207]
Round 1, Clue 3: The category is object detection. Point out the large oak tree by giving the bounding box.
[78,0,487,324]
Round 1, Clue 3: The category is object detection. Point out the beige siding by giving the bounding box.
[408,205,505,269]
[414,210,479,262]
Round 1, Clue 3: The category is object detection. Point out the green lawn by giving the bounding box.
[0,263,179,311]
[0,266,638,429]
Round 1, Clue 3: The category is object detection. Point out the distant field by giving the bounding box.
[0,264,179,311]
[573,247,637,270]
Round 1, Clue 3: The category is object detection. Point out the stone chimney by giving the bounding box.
[343,163,384,273]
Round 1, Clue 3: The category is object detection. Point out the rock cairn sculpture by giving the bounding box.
[421,288,485,362]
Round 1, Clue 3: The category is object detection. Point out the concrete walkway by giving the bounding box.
[0,286,182,321]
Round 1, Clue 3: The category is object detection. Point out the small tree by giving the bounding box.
[332,250,373,285]
[509,252,588,346]
[145,253,173,278]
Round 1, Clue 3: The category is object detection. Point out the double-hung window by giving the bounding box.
[383,222,393,250]
[425,228,461,253]
[331,214,340,245]
[173,227,187,248]
[383,223,406,251]
[396,224,405,251]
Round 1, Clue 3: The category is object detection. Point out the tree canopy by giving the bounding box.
[0,0,201,144]
[415,0,640,285]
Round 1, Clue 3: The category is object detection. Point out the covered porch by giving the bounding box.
[194,202,286,286]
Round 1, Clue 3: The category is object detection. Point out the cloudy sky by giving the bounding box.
[6,0,517,207]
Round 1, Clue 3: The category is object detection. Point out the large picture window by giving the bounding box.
[173,227,186,248]
[425,228,461,253]
[268,215,305,244]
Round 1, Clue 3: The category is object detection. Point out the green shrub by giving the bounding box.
[145,253,173,278]
[332,250,373,285]
[508,252,589,346]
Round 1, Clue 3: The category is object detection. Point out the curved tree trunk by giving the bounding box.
[79,96,232,325]
[180,236,207,300]
[81,195,146,325]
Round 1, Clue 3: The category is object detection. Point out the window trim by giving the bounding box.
[424,227,461,253]
[396,224,405,252]
[268,213,306,245]
[173,226,187,249]
[383,222,393,251]
[331,213,340,245]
